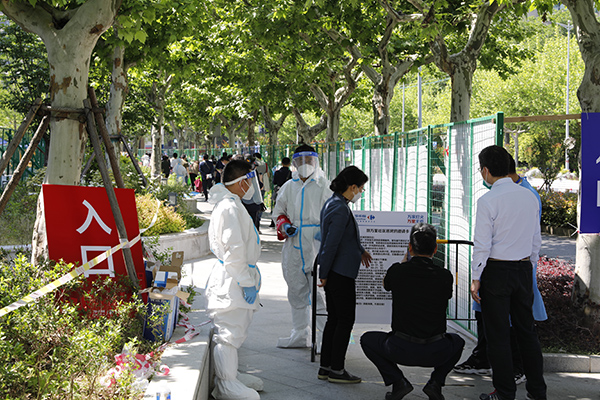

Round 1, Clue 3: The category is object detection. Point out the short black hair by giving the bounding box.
[479,145,510,177]
[253,153,262,159]
[295,144,315,154]
[203,154,209,160]
[508,154,516,174]
[282,157,291,165]
[173,152,178,158]
[330,166,368,194]
[409,223,437,256]
[222,160,252,184]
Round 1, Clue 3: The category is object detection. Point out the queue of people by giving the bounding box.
[197,143,547,400]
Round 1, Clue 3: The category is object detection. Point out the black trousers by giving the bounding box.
[361,331,464,387]
[480,260,546,400]
[202,178,213,199]
[467,311,524,374]
[320,271,356,371]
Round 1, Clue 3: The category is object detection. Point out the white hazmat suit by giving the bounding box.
[272,164,331,348]
[207,183,262,400]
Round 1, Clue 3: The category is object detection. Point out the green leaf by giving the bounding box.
[134,30,148,43]
[122,30,135,44]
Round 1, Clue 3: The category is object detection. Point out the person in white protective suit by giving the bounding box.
[272,144,332,348]
[206,159,264,400]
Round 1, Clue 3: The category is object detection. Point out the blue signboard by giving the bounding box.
[580,113,600,233]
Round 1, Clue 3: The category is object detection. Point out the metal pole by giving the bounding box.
[565,21,571,171]
[418,67,423,129]
[402,83,405,132]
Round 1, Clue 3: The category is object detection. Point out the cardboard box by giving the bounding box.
[142,288,189,341]
[141,251,189,342]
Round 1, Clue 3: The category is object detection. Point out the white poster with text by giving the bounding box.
[353,211,427,325]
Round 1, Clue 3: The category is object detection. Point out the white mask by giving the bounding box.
[350,188,362,204]
[297,164,315,178]
[241,180,255,200]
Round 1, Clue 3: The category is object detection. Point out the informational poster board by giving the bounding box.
[353,211,427,324]
[43,184,147,315]
[580,113,600,233]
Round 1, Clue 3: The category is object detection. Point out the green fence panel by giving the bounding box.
[1,126,46,188]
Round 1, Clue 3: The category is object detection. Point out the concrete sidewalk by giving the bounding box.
[172,199,598,400]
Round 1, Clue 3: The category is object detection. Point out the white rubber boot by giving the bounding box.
[277,306,310,348]
[238,373,264,391]
[212,343,260,400]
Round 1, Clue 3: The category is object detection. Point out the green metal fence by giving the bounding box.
[0,126,46,187]
[140,113,504,334]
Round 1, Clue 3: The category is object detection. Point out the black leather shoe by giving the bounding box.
[385,377,413,400]
[423,380,444,400]
[327,369,361,384]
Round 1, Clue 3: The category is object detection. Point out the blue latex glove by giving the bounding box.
[314,230,322,241]
[242,286,258,304]
[283,223,298,237]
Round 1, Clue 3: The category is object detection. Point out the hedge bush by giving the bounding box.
[136,193,186,236]
[539,190,577,229]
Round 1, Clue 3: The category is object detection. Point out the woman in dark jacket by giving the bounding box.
[317,166,372,384]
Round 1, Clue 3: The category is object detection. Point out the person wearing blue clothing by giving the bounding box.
[317,166,372,384]
[272,144,331,349]
[454,155,547,386]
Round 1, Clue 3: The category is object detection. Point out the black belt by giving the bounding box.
[488,257,530,262]
[393,331,445,344]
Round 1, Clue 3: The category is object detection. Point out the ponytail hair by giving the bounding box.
[330,166,368,193]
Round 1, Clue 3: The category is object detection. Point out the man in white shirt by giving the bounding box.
[471,145,547,400]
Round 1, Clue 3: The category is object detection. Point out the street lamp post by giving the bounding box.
[557,21,573,171]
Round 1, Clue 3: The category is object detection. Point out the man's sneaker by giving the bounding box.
[327,369,361,384]
[479,390,503,400]
[317,368,330,380]
[514,372,526,385]
[453,361,492,375]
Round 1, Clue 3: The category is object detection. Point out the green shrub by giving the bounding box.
[0,254,152,399]
[539,190,577,228]
[0,168,44,246]
[136,193,186,236]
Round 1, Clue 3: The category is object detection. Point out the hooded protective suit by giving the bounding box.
[207,183,262,400]
[272,167,331,348]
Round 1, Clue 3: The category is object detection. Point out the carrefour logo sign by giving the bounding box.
[355,213,377,223]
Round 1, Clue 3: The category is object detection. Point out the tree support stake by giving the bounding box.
[84,99,140,290]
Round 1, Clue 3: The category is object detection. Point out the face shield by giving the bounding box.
[292,151,319,178]
[224,170,263,203]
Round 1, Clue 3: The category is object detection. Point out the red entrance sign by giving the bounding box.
[43,184,147,315]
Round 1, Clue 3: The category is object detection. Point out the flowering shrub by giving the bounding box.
[538,190,577,228]
[535,256,600,354]
[0,254,153,399]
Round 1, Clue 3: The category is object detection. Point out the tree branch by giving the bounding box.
[1,0,54,38]
[380,0,424,22]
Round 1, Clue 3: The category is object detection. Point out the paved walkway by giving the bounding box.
[180,200,598,400]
